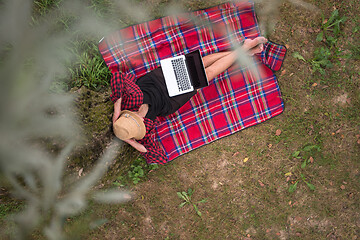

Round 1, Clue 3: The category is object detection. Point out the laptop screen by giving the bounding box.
[185,50,208,89]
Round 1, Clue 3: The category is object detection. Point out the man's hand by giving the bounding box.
[124,139,147,153]
[113,98,122,123]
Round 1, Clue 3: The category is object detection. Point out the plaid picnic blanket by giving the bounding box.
[99,1,286,162]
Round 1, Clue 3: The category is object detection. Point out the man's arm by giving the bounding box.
[112,97,122,123]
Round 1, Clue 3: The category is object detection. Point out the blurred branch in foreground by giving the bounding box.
[0,0,130,239]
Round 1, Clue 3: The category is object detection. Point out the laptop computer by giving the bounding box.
[160,50,208,97]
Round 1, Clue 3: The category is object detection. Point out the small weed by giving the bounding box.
[292,49,332,75]
[113,156,158,185]
[128,164,145,184]
[316,9,347,46]
[292,9,347,74]
[288,144,321,192]
[177,188,207,217]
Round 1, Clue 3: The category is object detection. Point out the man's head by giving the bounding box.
[113,110,146,140]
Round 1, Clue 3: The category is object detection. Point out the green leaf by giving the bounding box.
[292,52,306,62]
[292,151,301,158]
[289,181,298,193]
[327,9,339,26]
[187,188,194,197]
[179,202,187,208]
[303,145,321,152]
[306,182,316,190]
[181,192,190,202]
[197,199,207,204]
[193,204,202,217]
[177,192,186,200]
[301,160,307,169]
[316,32,323,42]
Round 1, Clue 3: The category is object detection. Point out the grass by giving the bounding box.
[1,0,360,239]
[69,41,112,90]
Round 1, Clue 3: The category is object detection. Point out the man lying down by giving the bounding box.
[111,36,267,164]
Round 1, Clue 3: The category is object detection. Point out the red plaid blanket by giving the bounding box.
[99,1,286,162]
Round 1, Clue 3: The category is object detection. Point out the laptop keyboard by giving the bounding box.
[171,58,192,92]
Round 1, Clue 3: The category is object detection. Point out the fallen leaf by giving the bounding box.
[275,129,282,136]
[336,128,342,134]
[289,73,294,76]
[78,168,83,177]
[258,180,265,187]
[285,44,290,49]
[309,156,314,163]
[340,185,346,190]
[285,172,292,176]
[243,157,249,163]
[321,85,329,89]
[343,181,347,184]
[281,70,286,76]
[233,152,240,157]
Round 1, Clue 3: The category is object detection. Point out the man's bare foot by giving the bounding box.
[242,36,267,55]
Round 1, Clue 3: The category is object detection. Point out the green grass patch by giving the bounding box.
[69,41,111,90]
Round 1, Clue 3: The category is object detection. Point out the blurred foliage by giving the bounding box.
[0,0,129,239]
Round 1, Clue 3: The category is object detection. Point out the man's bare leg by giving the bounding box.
[204,36,267,81]
[202,51,232,68]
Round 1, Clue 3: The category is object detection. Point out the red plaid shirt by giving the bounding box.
[111,72,168,164]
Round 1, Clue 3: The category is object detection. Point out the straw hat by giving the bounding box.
[113,110,146,140]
